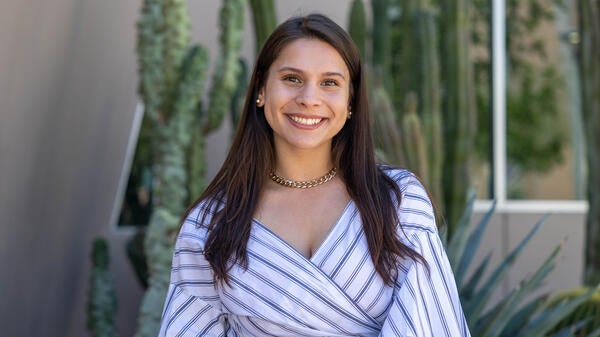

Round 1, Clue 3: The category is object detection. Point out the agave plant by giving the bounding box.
[445,192,596,336]
[547,287,600,337]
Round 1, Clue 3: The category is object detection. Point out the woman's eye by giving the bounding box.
[283,75,301,83]
[322,79,339,87]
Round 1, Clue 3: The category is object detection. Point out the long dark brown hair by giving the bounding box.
[184,14,425,286]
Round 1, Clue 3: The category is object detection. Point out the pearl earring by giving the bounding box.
[347,111,352,119]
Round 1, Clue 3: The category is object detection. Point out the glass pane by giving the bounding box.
[504,0,584,200]
[117,115,154,227]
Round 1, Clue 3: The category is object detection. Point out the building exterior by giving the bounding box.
[0,1,586,336]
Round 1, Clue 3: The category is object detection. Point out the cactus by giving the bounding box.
[401,92,429,183]
[248,0,277,53]
[439,0,477,232]
[348,0,367,60]
[136,210,181,337]
[205,0,245,133]
[370,86,404,165]
[87,238,117,337]
[581,0,600,285]
[371,0,391,85]
[355,0,445,216]
[137,0,164,123]
[415,0,443,214]
[133,1,245,336]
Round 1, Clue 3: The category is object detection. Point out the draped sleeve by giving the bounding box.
[379,171,471,337]
[158,205,228,337]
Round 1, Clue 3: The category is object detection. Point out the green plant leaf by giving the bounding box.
[455,200,496,285]
[447,190,476,270]
[463,215,547,327]
[524,289,596,336]
[460,252,492,299]
[498,297,546,337]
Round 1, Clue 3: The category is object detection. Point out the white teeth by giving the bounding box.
[289,115,322,126]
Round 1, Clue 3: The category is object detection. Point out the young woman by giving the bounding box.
[159,14,470,337]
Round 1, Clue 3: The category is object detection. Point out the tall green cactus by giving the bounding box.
[87,238,117,337]
[371,0,391,86]
[348,0,367,60]
[580,0,600,285]
[190,0,245,200]
[249,0,277,53]
[439,0,476,231]
[134,1,245,336]
[401,93,429,184]
[370,86,405,165]
[415,0,443,214]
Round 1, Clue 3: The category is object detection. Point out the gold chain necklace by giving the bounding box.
[269,167,337,189]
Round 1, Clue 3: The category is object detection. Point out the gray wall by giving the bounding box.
[0,1,585,337]
[1,0,141,336]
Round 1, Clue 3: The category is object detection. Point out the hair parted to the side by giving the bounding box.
[182,13,426,286]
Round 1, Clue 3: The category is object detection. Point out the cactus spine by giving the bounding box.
[87,238,117,337]
[134,1,245,336]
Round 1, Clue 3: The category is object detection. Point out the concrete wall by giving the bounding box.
[0,1,141,336]
[0,1,585,337]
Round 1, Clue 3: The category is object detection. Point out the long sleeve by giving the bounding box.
[379,171,470,337]
[158,210,227,337]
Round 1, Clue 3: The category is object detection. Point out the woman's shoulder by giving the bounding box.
[379,165,437,234]
[179,197,224,244]
[379,165,417,190]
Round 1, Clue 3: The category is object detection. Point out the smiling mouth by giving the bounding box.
[288,115,324,126]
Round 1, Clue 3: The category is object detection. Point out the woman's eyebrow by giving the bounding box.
[322,72,346,81]
[277,67,347,81]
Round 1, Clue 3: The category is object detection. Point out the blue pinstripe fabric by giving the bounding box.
[158,169,471,336]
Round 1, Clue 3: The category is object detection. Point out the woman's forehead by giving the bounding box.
[269,38,349,77]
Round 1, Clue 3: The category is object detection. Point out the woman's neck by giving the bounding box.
[272,146,335,182]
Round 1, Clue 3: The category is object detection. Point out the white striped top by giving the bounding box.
[159,168,471,336]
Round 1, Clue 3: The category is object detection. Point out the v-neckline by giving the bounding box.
[252,199,354,262]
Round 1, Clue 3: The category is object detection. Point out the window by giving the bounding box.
[477,0,587,213]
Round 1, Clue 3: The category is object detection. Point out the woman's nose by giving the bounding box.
[295,83,321,107]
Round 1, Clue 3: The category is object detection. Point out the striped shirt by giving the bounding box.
[159,168,471,336]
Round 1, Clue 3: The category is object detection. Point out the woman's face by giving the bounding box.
[258,38,351,156]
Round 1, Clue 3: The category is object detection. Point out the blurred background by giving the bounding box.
[1,0,598,336]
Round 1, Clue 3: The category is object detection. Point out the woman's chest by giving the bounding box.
[220,214,395,327]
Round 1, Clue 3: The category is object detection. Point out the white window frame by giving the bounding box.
[474,0,588,214]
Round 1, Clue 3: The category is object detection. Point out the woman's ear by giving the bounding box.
[256,87,266,107]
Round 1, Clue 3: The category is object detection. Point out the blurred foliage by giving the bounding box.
[547,287,600,336]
